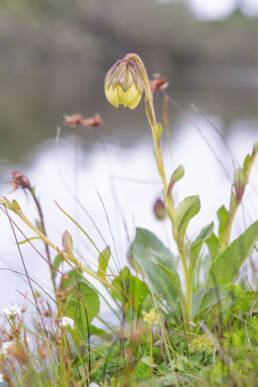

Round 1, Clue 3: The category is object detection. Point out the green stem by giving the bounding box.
[125,53,174,221]
[221,146,257,249]
[125,53,192,320]
[149,326,153,366]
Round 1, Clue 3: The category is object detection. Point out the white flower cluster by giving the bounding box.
[0,305,22,317]
[59,316,74,329]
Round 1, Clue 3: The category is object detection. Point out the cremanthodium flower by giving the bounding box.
[104,59,144,109]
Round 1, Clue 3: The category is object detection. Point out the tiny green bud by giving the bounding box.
[252,139,258,155]
[233,167,246,204]
[171,164,185,183]
[62,231,73,256]
[168,165,185,195]
[104,59,144,109]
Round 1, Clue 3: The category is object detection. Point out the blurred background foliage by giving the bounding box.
[0,0,258,165]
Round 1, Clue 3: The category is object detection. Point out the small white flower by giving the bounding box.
[89,384,100,387]
[0,373,3,382]
[59,316,74,329]
[0,341,14,356]
[0,305,22,317]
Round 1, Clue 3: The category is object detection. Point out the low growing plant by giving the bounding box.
[0,53,257,386]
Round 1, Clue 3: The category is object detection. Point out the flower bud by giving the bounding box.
[150,74,169,92]
[153,198,166,220]
[81,114,103,127]
[104,59,144,110]
[11,171,31,192]
[233,167,246,204]
[64,114,83,127]
[62,231,73,256]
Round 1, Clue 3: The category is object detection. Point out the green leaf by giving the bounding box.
[206,233,220,262]
[199,286,226,313]
[208,220,258,286]
[132,228,183,312]
[192,286,227,317]
[193,222,214,246]
[217,205,228,242]
[17,236,42,245]
[97,246,110,278]
[35,219,43,233]
[61,270,100,338]
[111,266,148,312]
[171,164,185,183]
[174,196,201,245]
[189,223,214,283]
[140,356,157,368]
[53,254,63,278]
[243,154,251,173]
[191,222,214,259]
[157,122,163,138]
[89,325,107,336]
[168,165,185,195]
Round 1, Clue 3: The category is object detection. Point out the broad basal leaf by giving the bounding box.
[111,266,148,312]
[132,228,183,312]
[208,220,258,286]
[61,270,100,338]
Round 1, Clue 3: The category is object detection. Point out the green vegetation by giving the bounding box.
[0,54,257,387]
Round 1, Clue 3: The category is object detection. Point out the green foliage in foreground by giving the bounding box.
[0,139,257,387]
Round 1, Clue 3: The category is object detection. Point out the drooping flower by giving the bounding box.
[105,59,144,109]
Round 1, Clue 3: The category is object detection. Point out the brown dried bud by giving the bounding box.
[64,114,83,127]
[81,114,103,127]
[10,171,31,192]
[38,344,49,358]
[8,343,29,364]
[150,74,169,92]
[153,198,166,220]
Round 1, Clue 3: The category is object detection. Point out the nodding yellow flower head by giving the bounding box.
[105,59,144,110]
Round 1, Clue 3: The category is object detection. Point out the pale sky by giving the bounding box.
[158,0,258,20]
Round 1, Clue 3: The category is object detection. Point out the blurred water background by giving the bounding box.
[0,0,257,310]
